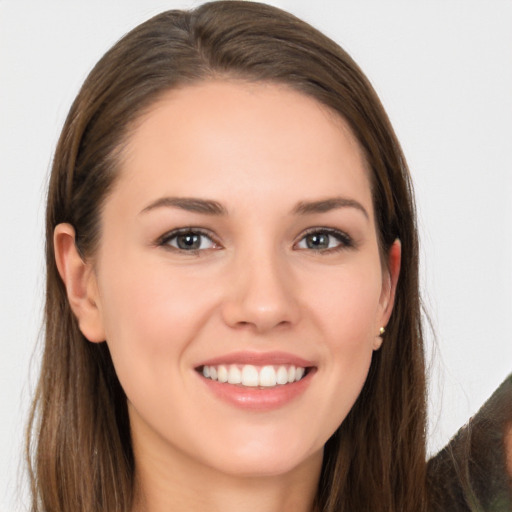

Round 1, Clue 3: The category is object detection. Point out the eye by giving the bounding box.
[295,228,353,252]
[158,228,219,252]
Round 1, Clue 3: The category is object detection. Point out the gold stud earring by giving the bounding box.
[379,326,386,337]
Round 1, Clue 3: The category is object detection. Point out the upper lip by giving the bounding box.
[196,351,316,368]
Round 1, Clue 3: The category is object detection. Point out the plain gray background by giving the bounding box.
[1,1,511,509]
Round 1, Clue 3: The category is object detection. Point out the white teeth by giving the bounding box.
[241,365,259,387]
[227,364,242,384]
[201,363,308,387]
[276,366,288,385]
[259,366,277,387]
[217,365,228,383]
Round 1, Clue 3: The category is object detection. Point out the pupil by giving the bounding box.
[178,233,200,250]
[307,233,328,249]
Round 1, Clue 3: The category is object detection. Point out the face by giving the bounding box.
[65,81,399,479]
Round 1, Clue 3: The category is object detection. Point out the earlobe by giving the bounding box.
[54,223,106,343]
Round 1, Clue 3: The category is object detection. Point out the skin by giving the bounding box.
[55,81,401,512]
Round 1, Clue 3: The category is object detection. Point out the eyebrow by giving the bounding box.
[140,197,227,215]
[139,195,368,219]
[292,197,369,219]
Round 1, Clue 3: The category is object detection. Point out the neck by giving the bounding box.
[130,425,322,512]
[133,468,320,512]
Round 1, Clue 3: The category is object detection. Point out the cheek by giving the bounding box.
[95,262,220,434]
[309,262,383,341]
[303,263,382,427]
[95,255,217,391]
[98,253,213,342]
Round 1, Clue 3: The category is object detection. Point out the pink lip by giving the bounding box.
[196,351,315,368]
[195,351,317,411]
[198,372,315,411]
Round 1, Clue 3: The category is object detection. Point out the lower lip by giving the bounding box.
[197,369,315,411]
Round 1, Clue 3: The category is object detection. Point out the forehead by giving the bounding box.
[114,80,373,217]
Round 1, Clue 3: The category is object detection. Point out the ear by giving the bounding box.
[54,223,106,343]
[373,239,401,350]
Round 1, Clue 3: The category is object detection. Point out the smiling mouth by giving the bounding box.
[198,364,310,388]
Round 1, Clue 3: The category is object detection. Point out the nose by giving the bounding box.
[221,248,300,334]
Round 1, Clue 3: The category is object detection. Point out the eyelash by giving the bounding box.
[156,227,354,254]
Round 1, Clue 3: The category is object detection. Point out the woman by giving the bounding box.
[26,2,511,511]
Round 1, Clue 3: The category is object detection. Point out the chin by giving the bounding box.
[201,435,323,479]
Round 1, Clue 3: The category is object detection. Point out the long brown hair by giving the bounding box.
[27,2,427,511]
